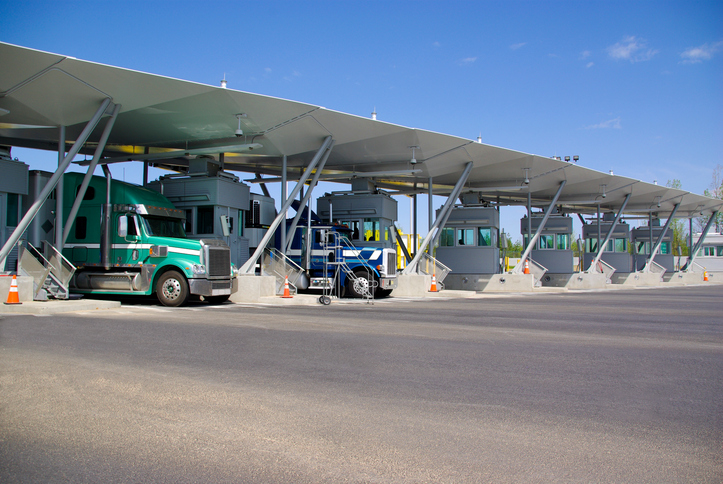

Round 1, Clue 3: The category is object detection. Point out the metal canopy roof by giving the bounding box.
[1,42,720,219]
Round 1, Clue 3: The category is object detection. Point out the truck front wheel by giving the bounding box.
[347,270,374,298]
[156,270,189,307]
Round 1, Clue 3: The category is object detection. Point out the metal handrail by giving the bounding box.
[588,258,616,283]
[528,259,548,287]
[261,248,304,295]
[416,252,451,285]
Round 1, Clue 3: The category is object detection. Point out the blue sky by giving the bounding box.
[3,0,722,239]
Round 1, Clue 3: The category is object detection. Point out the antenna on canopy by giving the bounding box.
[220,73,227,88]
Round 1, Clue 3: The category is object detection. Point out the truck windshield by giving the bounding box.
[140,216,186,238]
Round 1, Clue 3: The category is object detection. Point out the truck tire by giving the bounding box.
[204,295,230,305]
[347,269,374,298]
[156,270,189,307]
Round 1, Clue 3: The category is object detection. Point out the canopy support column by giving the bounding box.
[682,210,718,271]
[55,126,66,252]
[643,203,680,273]
[588,193,630,273]
[63,103,121,245]
[512,180,567,274]
[403,162,472,274]
[285,140,334,253]
[0,97,113,271]
[280,155,287,255]
[428,177,434,230]
[239,136,333,274]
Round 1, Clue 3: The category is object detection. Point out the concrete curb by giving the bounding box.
[0,299,121,315]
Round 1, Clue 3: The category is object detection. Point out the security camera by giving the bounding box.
[601,193,606,198]
[235,128,243,137]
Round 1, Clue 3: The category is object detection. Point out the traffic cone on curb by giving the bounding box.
[429,273,438,292]
[523,259,530,275]
[703,270,709,282]
[4,274,21,305]
[281,275,293,298]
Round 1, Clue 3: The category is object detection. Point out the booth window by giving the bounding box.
[457,228,474,246]
[660,241,670,255]
[538,234,554,249]
[477,228,492,247]
[341,220,361,240]
[556,233,570,250]
[717,246,723,256]
[440,228,455,247]
[363,218,380,242]
[197,206,214,234]
[238,210,244,236]
[6,193,19,226]
[614,238,627,253]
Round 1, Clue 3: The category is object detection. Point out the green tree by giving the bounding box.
[697,164,723,233]
[666,179,689,256]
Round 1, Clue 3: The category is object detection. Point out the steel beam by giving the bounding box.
[643,202,680,272]
[285,140,334,253]
[281,155,287,254]
[63,103,121,245]
[403,162,473,274]
[239,136,333,274]
[588,193,630,273]
[682,210,718,271]
[56,126,66,252]
[0,97,112,271]
[513,180,567,274]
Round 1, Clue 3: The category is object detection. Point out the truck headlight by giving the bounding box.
[192,264,206,275]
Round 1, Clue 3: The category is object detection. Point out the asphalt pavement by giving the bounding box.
[1,286,721,483]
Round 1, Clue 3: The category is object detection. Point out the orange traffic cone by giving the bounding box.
[4,274,21,305]
[429,273,438,292]
[703,270,709,282]
[523,259,530,275]
[281,275,293,298]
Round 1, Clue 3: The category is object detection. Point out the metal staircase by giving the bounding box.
[415,252,451,291]
[18,241,76,300]
[261,248,306,296]
[321,231,377,303]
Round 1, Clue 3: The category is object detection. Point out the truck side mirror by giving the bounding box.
[220,215,231,237]
[118,216,128,237]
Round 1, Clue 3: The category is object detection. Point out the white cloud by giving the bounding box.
[585,117,621,130]
[607,36,658,63]
[459,57,477,65]
[681,41,723,64]
[432,41,441,48]
[510,42,527,50]
[586,62,594,68]
[580,50,591,60]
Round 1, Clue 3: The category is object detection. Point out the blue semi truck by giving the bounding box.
[281,219,397,298]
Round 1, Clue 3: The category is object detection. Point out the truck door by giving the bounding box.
[113,213,142,267]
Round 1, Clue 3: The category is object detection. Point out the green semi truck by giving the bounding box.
[61,172,237,306]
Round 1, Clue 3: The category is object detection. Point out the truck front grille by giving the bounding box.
[206,246,231,277]
[387,251,397,275]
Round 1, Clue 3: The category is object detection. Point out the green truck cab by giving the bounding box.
[62,173,237,306]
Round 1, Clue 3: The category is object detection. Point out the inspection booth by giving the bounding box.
[0,153,29,271]
[316,187,397,250]
[434,206,500,290]
[582,213,632,274]
[147,159,250,268]
[631,219,674,273]
[520,213,574,286]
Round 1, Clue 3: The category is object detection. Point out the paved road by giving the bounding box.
[1,286,721,483]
